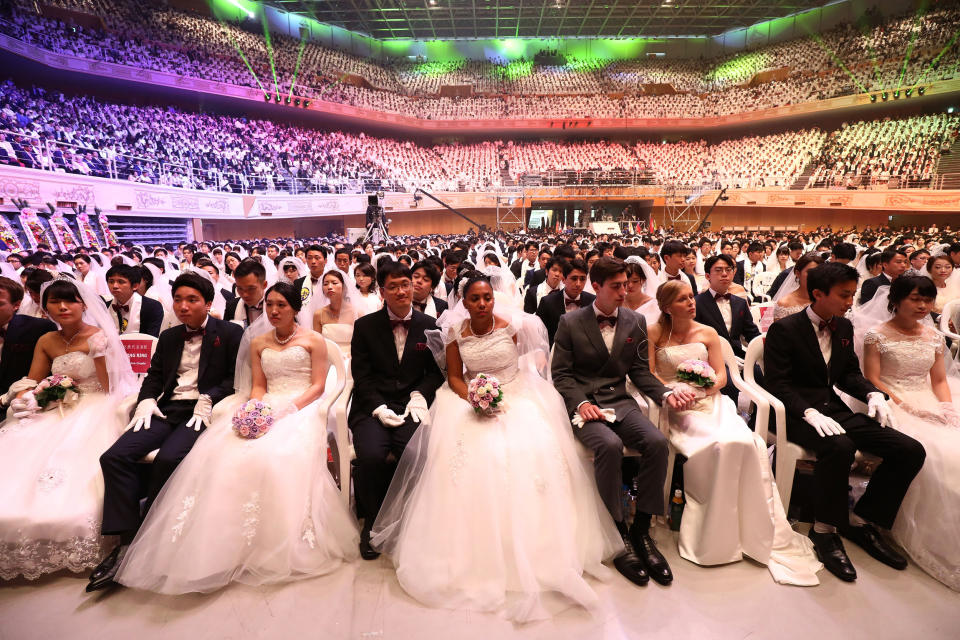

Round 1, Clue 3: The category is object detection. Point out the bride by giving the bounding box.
[312,270,357,358]
[772,253,824,321]
[116,282,358,594]
[372,272,622,623]
[648,280,822,585]
[0,276,137,580]
[859,274,960,590]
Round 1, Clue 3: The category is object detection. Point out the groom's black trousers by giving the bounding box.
[99,400,203,537]
[351,414,421,525]
[573,406,668,523]
[785,397,925,529]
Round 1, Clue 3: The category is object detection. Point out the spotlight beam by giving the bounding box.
[261,10,281,100]
[805,30,869,94]
[287,31,308,102]
[210,5,267,95]
[914,29,960,87]
[898,2,928,90]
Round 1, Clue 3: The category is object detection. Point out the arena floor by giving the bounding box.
[1,524,957,640]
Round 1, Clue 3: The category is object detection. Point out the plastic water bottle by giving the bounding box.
[668,489,684,531]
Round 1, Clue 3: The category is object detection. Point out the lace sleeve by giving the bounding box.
[935,331,947,356]
[87,330,108,358]
[862,329,884,352]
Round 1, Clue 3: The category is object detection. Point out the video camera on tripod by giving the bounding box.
[363,191,389,243]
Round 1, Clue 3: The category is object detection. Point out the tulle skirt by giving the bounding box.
[666,394,822,585]
[0,393,122,580]
[890,383,960,591]
[372,374,622,623]
[116,392,359,594]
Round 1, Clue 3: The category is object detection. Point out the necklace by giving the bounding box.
[60,329,82,349]
[470,318,496,337]
[274,326,298,345]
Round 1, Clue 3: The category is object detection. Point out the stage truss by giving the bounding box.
[662,184,708,231]
[495,191,526,232]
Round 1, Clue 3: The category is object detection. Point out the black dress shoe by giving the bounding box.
[88,546,122,583]
[613,536,649,587]
[840,524,908,570]
[809,530,857,582]
[359,526,380,561]
[631,530,673,586]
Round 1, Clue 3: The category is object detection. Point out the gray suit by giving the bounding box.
[551,305,670,522]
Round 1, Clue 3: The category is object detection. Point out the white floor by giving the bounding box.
[1,525,958,640]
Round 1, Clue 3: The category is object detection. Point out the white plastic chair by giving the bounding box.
[750,271,779,303]
[938,299,960,342]
[333,351,355,507]
[320,339,350,504]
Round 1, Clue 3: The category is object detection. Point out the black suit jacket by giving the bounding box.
[536,289,595,346]
[224,296,242,324]
[524,269,546,289]
[0,314,56,397]
[220,287,236,302]
[137,316,243,409]
[859,273,892,306]
[348,308,445,423]
[764,310,880,420]
[694,290,760,358]
[101,295,164,338]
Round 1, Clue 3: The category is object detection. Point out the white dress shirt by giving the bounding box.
[708,287,733,334]
[387,306,412,361]
[592,303,619,353]
[805,306,832,366]
[172,316,209,401]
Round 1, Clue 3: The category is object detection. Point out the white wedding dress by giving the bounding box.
[0,332,123,580]
[116,345,359,594]
[372,323,622,622]
[655,343,822,585]
[864,326,960,590]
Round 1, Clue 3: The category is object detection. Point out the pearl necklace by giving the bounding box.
[470,319,496,337]
[60,329,82,349]
[274,327,298,345]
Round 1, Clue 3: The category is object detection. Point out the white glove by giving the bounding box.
[127,398,167,432]
[940,402,960,429]
[402,391,430,426]
[10,391,39,419]
[867,392,898,429]
[803,409,846,437]
[185,394,213,431]
[1,377,39,408]
[373,404,406,428]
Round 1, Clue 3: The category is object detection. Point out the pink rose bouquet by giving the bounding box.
[675,359,718,389]
[467,373,504,416]
[232,399,274,439]
[34,374,82,417]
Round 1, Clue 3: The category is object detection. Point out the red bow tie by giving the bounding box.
[667,274,682,281]
[183,327,205,340]
[818,318,838,333]
[714,292,731,301]
[113,303,129,313]
[391,319,410,330]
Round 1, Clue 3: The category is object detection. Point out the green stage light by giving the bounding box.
[893,90,900,99]
[870,94,877,102]
[918,86,925,95]
[303,100,310,108]
[284,96,291,105]
[264,94,271,102]
[882,92,888,101]
[294,98,301,106]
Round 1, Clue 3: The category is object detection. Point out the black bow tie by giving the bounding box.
[247,304,262,312]
[597,315,617,329]
[413,301,426,312]
[113,303,129,313]
[714,292,731,301]
[391,319,410,331]
[667,274,682,281]
[183,327,205,340]
[565,296,579,305]
[818,318,838,333]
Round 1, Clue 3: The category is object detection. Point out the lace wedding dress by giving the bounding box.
[372,324,622,622]
[773,302,806,321]
[116,345,359,594]
[0,331,122,580]
[655,343,822,585]
[864,326,960,590]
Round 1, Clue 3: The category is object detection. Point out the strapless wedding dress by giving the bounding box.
[117,345,359,594]
[372,325,622,622]
[865,327,960,590]
[656,343,822,585]
[0,332,123,580]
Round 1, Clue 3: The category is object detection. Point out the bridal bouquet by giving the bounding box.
[467,373,504,416]
[232,400,274,439]
[34,375,81,417]
[676,359,718,389]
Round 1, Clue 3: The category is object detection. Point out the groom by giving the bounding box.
[350,261,444,559]
[88,272,243,591]
[552,257,696,587]
[765,262,925,582]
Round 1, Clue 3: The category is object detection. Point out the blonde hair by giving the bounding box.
[654,280,689,347]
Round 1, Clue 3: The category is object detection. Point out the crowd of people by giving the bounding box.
[1,0,958,121]
[1,223,959,620]
[2,78,957,194]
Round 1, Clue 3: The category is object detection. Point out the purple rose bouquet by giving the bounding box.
[466,373,503,416]
[232,399,274,439]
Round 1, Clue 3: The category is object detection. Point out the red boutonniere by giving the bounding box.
[416,342,428,351]
[841,338,850,348]
[213,336,221,348]
[625,337,634,344]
